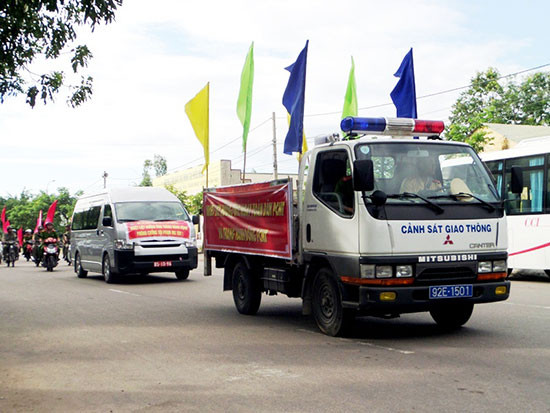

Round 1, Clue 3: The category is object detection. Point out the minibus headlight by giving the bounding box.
[478,261,492,273]
[492,260,507,272]
[183,240,196,248]
[376,265,393,278]
[115,239,134,250]
[396,265,413,278]
[360,264,375,279]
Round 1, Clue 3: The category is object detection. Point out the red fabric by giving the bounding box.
[1,207,5,233]
[34,210,43,234]
[17,228,23,246]
[45,200,58,225]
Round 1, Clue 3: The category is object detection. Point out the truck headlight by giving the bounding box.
[360,264,375,279]
[376,265,393,278]
[115,240,134,250]
[396,265,413,278]
[492,260,507,272]
[478,261,492,273]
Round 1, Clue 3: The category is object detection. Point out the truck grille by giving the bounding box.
[416,266,475,284]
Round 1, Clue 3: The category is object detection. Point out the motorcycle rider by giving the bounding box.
[32,225,44,264]
[39,222,59,259]
[22,229,34,260]
[62,224,71,263]
[2,225,20,260]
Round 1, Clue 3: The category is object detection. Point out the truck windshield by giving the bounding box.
[354,142,500,205]
[115,202,190,222]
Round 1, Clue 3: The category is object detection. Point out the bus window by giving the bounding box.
[505,155,544,214]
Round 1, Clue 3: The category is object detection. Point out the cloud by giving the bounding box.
[0,0,542,197]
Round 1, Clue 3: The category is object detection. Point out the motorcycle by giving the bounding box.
[23,240,34,261]
[4,241,19,267]
[62,241,72,265]
[42,237,59,272]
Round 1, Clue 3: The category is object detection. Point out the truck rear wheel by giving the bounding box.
[232,262,261,315]
[430,303,474,329]
[312,268,354,337]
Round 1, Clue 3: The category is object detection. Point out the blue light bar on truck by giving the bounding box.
[341,117,445,137]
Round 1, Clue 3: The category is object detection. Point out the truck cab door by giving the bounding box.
[301,148,359,259]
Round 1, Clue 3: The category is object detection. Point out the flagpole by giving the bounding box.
[242,142,247,183]
[272,112,278,179]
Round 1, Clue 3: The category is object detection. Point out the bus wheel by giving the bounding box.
[312,268,354,337]
[430,303,474,329]
[232,261,261,315]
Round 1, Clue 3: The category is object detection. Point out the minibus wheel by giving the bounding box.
[75,253,88,278]
[175,269,190,280]
[103,254,117,284]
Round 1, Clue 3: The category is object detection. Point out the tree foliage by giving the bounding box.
[446,69,550,152]
[140,154,167,186]
[0,187,82,231]
[164,185,202,216]
[0,0,123,108]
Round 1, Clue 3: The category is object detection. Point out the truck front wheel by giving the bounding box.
[430,303,474,329]
[312,268,354,336]
[232,262,261,315]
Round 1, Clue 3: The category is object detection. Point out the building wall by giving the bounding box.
[153,159,298,195]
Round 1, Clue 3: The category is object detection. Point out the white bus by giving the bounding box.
[481,136,550,276]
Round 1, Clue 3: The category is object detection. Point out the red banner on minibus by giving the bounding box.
[126,220,190,240]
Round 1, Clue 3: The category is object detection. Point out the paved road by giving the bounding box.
[0,258,549,412]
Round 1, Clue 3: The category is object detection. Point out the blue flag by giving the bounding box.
[282,40,309,155]
[390,48,417,118]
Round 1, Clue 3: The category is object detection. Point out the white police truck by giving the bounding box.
[204,116,518,336]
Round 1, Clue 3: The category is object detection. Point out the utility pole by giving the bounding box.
[272,112,278,179]
[102,171,108,189]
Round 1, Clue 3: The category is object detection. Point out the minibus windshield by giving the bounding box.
[115,202,190,222]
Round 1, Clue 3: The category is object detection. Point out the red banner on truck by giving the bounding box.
[203,181,292,259]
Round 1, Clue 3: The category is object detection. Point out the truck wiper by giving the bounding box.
[386,192,444,214]
[428,192,497,212]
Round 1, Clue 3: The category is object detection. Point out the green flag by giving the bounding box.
[237,42,254,152]
[342,56,358,119]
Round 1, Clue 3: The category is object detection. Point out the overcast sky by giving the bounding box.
[1,0,548,198]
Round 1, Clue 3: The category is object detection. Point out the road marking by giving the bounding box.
[108,289,141,297]
[297,329,414,354]
[503,302,550,310]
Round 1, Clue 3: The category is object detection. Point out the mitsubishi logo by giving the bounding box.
[443,235,454,245]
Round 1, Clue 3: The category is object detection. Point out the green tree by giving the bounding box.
[1,187,81,231]
[446,69,550,152]
[153,154,167,177]
[140,159,152,187]
[1,0,123,108]
[163,185,202,216]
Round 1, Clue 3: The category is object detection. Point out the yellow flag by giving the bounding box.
[287,112,308,161]
[185,83,209,173]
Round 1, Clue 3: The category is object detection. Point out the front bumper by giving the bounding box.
[114,247,198,274]
[347,280,510,315]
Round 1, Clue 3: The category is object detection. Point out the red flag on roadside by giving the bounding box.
[17,228,23,246]
[1,207,6,233]
[34,210,43,234]
[45,200,58,225]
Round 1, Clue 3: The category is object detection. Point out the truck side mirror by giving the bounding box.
[353,159,375,192]
[510,166,523,194]
[102,216,112,227]
[192,215,200,225]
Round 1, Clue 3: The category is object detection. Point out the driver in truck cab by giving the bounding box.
[400,157,442,193]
